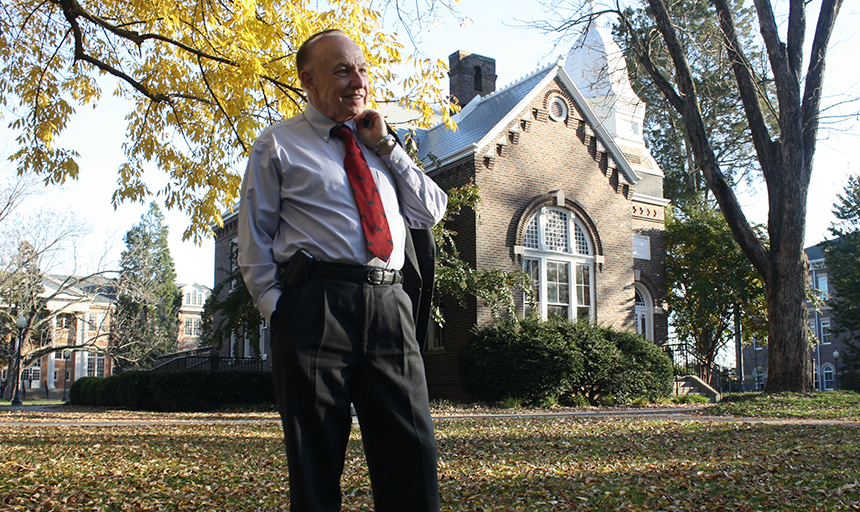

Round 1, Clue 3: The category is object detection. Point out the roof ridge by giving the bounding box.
[429,60,559,132]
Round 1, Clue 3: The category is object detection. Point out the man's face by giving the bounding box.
[300,35,369,123]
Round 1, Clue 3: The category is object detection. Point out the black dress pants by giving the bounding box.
[270,276,440,512]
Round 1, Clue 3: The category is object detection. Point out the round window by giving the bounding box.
[548,96,568,122]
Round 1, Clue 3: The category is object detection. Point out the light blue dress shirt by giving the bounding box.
[238,103,448,321]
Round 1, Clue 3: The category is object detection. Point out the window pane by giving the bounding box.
[576,264,591,307]
[543,210,569,252]
[548,305,569,318]
[547,261,570,318]
[524,258,540,317]
[636,311,647,335]
[576,306,590,321]
[548,283,559,303]
[574,223,590,255]
[524,216,539,249]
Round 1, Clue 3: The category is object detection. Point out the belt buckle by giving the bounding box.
[366,268,385,285]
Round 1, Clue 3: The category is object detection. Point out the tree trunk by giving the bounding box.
[764,251,813,391]
[634,0,841,392]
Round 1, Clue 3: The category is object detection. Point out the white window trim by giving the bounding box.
[634,283,654,341]
[523,207,596,322]
[820,319,831,344]
[823,364,835,390]
[633,234,651,260]
[548,96,569,122]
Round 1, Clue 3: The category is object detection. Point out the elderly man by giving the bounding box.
[237,29,446,512]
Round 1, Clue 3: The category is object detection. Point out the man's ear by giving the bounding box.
[299,69,314,92]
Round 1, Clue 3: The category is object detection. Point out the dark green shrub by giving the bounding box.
[602,328,673,403]
[148,371,215,411]
[95,375,121,407]
[69,376,98,405]
[80,376,101,405]
[460,317,584,405]
[113,371,153,410]
[66,371,274,411]
[461,317,673,405]
[547,319,617,404]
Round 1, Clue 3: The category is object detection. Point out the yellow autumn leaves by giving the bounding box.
[0,0,457,242]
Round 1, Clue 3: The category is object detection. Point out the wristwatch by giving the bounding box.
[374,134,396,154]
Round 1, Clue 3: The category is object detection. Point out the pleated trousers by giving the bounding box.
[269,275,440,512]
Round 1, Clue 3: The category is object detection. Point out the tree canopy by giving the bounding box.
[532,0,843,391]
[666,208,767,384]
[0,0,458,243]
[613,0,776,212]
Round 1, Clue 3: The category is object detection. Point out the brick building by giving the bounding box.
[413,25,668,399]
[209,24,669,400]
[177,283,210,351]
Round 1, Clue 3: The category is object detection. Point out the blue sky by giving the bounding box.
[1,0,858,287]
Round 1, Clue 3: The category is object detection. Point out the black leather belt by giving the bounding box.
[311,262,402,285]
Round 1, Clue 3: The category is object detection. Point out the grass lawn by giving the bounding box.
[1,393,859,511]
[704,391,860,421]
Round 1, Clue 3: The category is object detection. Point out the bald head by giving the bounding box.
[296,29,348,75]
[298,31,370,123]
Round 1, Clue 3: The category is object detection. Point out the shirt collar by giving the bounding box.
[303,103,357,142]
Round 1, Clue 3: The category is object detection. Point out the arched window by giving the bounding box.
[522,207,595,322]
[823,364,834,390]
[474,66,482,91]
[634,284,653,341]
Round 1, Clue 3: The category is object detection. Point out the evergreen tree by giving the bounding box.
[112,203,180,368]
[824,174,860,390]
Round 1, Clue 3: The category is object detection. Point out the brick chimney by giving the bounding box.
[448,51,496,107]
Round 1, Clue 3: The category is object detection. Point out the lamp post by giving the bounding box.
[10,315,27,406]
[833,351,840,391]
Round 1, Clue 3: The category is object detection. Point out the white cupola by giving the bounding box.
[563,1,647,147]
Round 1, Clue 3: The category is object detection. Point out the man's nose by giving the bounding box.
[348,69,367,87]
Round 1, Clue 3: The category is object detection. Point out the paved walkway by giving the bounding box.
[2,404,859,428]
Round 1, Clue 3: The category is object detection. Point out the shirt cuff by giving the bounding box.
[379,144,410,172]
[258,288,282,325]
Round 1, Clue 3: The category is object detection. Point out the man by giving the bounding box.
[238,29,446,512]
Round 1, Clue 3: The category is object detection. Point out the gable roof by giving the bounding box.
[417,60,641,185]
[418,67,550,164]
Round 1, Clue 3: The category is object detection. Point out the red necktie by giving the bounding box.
[331,125,394,262]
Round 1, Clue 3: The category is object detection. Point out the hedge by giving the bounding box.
[460,317,673,405]
[69,370,275,411]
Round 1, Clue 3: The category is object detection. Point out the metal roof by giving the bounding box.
[418,66,553,165]
[416,61,641,186]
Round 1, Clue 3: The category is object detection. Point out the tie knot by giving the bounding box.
[331,125,352,140]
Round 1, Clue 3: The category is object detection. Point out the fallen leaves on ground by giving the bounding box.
[1,411,859,510]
